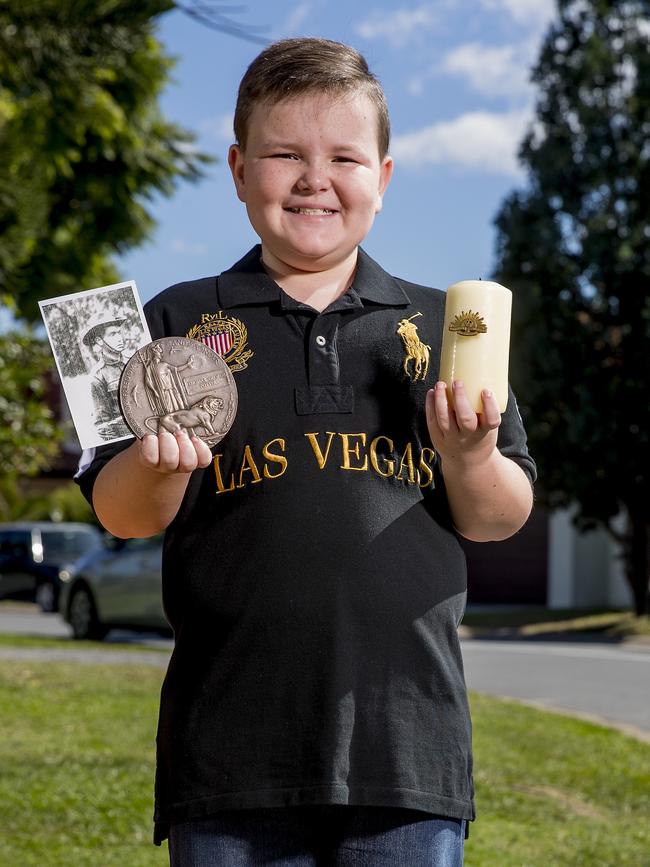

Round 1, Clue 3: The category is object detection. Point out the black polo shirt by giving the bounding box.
[77,245,536,844]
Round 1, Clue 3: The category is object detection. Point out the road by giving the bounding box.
[0,604,172,648]
[461,638,650,739]
[1,606,648,738]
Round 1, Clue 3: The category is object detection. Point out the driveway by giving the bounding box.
[461,637,650,741]
[0,602,174,665]
[1,605,648,739]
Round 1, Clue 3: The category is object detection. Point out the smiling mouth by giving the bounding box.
[286,207,336,215]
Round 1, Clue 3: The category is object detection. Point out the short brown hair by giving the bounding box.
[233,38,390,158]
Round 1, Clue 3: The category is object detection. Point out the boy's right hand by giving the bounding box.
[139,430,213,474]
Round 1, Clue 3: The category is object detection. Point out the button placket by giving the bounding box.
[309,314,340,386]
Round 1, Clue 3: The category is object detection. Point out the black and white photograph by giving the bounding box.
[39,281,152,449]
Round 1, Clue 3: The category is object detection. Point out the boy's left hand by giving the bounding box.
[426,380,501,467]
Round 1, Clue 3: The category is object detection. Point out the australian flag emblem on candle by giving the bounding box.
[186,311,254,373]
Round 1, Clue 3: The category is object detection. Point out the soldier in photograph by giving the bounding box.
[81,314,130,440]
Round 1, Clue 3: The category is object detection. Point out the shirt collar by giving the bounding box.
[352,247,411,306]
[217,247,281,308]
[217,245,411,309]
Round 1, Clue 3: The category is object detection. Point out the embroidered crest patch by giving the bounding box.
[396,313,431,382]
[186,312,254,372]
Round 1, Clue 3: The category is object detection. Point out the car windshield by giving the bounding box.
[40,529,99,563]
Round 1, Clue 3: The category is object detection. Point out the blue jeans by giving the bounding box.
[168,805,465,866]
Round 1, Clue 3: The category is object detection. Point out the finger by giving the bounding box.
[175,429,199,473]
[451,381,478,432]
[425,388,440,442]
[139,434,160,468]
[192,436,214,468]
[432,381,453,435]
[157,430,181,472]
[479,389,502,431]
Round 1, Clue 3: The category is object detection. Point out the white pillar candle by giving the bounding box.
[438,280,512,413]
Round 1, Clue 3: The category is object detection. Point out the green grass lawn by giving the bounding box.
[0,656,648,866]
[0,660,166,866]
[469,693,650,866]
[0,631,169,653]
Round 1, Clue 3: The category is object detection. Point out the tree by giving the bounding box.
[0,476,98,524]
[493,0,650,614]
[0,331,63,478]
[0,0,263,485]
[0,0,215,322]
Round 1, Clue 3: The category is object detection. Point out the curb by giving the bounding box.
[0,646,169,667]
[458,625,650,649]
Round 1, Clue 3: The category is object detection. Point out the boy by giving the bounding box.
[77,37,535,866]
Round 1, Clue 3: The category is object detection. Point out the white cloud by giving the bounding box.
[199,113,234,143]
[439,41,534,99]
[391,109,532,176]
[406,74,427,96]
[278,1,312,36]
[355,4,439,48]
[480,0,555,33]
[171,239,209,255]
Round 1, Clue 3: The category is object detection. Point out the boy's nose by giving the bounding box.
[295,163,330,192]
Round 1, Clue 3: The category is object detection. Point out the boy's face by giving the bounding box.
[228,92,393,274]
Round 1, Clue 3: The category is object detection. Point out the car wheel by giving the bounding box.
[68,585,107,641]
[35,581,57,613]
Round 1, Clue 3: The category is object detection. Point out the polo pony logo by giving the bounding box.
[397,313,430,382]
[186,312,253,372]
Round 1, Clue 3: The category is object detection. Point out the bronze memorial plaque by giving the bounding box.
[119,336,238,447]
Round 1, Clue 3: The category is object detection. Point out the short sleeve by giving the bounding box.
[74,440,133,514]
[497,385,536,486]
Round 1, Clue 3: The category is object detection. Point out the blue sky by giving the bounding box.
[117,0,558,304]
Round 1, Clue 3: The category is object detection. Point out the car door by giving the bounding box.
[0,530,37,600]
[95,538,165,627]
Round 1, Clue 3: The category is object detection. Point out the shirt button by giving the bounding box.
[315,335,326,346]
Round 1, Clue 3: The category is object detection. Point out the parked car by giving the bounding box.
[59,535,169,640]
[0,522,104,612]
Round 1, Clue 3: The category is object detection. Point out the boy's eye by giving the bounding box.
[272,153,300,160]
[332,156,356,163]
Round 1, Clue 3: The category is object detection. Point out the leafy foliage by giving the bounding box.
[0,0,213,322]
[494,0,650,612]
[0,2,265,492]
[0,332,63,477]
[0,477,98,523]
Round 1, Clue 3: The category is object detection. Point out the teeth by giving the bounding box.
[289,208,334,215]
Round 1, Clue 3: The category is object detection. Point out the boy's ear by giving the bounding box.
[228,144,246,202]
[375,155,394,214]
